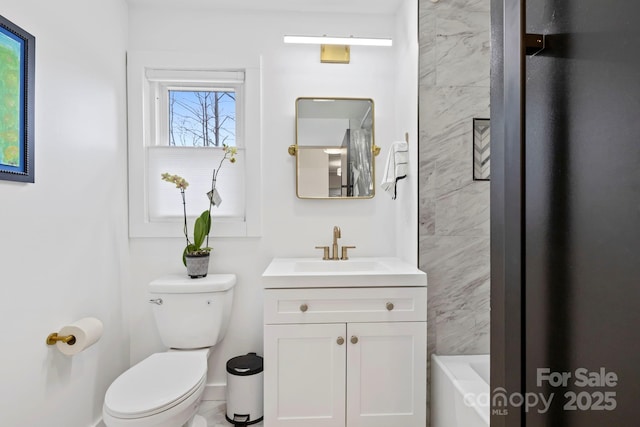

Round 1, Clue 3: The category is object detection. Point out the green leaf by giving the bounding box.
[202,210,212,235]
[193,210,211,249]
[183,244,198,265]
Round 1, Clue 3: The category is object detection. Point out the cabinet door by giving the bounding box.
[264,323,346,427]
[346,322,426,427]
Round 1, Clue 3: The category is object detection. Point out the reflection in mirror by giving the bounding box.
[296,98,375,199]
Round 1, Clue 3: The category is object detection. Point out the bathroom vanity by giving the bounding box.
[262,258,427,427]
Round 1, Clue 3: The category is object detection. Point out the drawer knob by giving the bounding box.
[386,302,395,311]
[300,303,309,313]
[351,336,359,344]
[337,336,345,345]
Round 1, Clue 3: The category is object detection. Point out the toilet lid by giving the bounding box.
[104,352,207,418]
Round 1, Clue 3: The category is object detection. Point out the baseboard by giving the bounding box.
[202,382,226,401]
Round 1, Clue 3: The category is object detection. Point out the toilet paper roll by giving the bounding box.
[56,317,103,356]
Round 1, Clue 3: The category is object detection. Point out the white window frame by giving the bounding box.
[127,51,262,238]
[146,69,244,148]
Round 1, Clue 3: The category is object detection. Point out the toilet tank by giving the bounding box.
[149,274,236,349]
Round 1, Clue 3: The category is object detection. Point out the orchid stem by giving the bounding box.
[206,173,216,248]
[181,189,191,247]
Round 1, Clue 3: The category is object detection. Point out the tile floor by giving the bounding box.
[198,400,263,426]
[97,400,263,427]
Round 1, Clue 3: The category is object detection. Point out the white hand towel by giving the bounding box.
[380,141,409,199]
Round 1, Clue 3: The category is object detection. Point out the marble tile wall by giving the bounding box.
[418,0,490,422]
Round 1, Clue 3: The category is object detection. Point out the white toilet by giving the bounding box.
[103,273,236,427]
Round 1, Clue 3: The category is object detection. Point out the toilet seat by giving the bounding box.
[104,351,207,419]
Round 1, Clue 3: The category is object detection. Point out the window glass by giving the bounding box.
[168,90,237,147]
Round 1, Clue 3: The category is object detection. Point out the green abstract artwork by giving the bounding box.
[0,15,33,183]
[0,30,21,167]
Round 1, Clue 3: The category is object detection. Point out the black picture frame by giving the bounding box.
[0,15,35,183]
[472,117,490,181]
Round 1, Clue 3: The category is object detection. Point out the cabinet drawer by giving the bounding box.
[264,287,427,324]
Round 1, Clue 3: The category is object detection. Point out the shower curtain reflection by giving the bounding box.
[349,129,373,197]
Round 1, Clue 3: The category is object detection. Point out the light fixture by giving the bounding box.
[284,35,393,64]
[283,35,393,47]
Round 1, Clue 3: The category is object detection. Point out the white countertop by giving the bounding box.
[262,257,427,288]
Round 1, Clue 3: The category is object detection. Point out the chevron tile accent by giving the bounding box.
[473,118,490,180]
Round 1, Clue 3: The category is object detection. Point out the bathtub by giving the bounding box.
[431,354,490,427]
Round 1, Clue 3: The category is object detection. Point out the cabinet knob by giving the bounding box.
[350,336,359,344]
[386,302,394,311]
[337,336,345,345]
[300,303,308,312]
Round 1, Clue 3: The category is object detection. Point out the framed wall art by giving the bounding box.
[473,118,490,181]
[0,15,35,183]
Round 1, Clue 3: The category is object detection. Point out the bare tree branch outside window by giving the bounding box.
[169,90,236,147]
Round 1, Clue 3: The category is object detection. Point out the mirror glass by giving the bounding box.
[296,97,375,199]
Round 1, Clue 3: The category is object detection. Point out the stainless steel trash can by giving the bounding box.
[225,352,264,426]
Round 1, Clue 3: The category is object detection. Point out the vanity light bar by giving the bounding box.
[283,35,393,47]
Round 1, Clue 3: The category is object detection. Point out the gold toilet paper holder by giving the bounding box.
[46,332,76,346]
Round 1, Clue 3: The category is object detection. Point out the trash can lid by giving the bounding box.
[226,352,263,376]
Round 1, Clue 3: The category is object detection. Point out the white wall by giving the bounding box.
[127,3,416,395]
[0,1,130,426]
[394,0,419,265]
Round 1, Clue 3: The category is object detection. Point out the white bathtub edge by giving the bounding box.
[431,354,490,427]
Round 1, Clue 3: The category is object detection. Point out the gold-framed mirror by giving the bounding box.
[292,97,377,199]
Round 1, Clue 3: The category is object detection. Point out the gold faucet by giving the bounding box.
[332,226,341,260]
[315,226,355,260]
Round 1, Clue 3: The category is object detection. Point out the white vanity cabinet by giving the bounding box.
[263,286,427,427]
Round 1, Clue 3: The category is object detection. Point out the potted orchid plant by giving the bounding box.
[161,144,237,278]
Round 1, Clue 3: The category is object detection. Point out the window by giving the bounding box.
[168,90,236,147]
[146,70,245,222]
[127,52,261,238]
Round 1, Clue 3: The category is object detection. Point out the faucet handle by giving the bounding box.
[341,246,356,260]
[315,246,330,260]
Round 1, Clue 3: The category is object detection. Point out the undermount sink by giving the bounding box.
[292,259,388,273]
[262,257,427,288]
